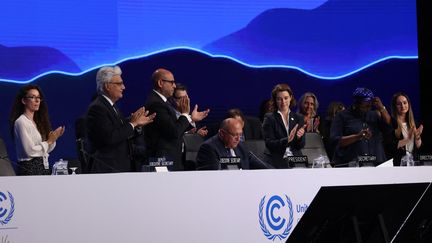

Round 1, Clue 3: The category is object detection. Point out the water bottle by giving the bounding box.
[400,152,414,167]
[283,147,293,159]
[312,155,330,168]
[52,159,69,175]
[406,152,415,166]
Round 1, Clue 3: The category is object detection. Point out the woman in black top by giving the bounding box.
[385,92,423,166]
[262,83,306,168]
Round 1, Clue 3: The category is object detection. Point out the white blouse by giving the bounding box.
[401,122,414,153]
[14,114,55,168]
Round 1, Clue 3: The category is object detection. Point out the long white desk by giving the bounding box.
[1,167,431,243]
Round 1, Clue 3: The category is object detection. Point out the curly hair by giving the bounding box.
[9,85,52,140]
[269,83,296,112]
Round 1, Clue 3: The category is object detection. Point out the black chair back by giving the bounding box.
[183,133,205,170]
[0,138,16,176]
[301,133,329,166]
[243,139,273,169]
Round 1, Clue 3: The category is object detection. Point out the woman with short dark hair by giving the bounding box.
[262,83,306,168]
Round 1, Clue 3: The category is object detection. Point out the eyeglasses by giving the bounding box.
[25,96,43,101]
[222,129,243,139]
[110,81,124,86]
[161,79,176,85]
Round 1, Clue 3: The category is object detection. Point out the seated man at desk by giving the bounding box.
[196,118,250,170]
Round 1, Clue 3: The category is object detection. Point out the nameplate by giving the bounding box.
[285,156,308,168]
[143,157,174,172]
[148,157,174,167]
[285,156,308,163]
[357,155,377,167]
[219,157,241,164]
[149,161,174,167]
[417,154,432,166]
[417,154,432,162]
[220,157,241,170]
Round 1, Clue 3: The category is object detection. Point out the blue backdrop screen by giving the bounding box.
[1,0,417,80]
[0,0,419,163]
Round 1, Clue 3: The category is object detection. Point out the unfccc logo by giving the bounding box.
[258,195,293,241]
[0,191,15,226]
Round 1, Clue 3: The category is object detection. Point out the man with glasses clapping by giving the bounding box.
[144,68,210,171]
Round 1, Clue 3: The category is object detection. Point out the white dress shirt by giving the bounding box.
[14,114,56,168]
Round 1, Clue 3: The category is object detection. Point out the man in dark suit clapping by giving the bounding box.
[86,66,156,173]
[144,68,209,171]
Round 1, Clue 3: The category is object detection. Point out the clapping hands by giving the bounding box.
[288,124,307,143]
[131,107,156,127]
[191,104,210,122]
[47,126,65,145]
[413,124,423,141]
[358,127,372,140]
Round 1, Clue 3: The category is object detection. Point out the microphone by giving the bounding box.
[77,137,118,173]
[79,148,121,173]
[248,151,274,169]
[329,160,369,168]
[330,162,353,168]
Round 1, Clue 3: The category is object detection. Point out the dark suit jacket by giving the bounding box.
[86,95,135,173]
[196,134,250,170]
[262,111,305,168]
[144,91,192,171]
[385,117,421,166]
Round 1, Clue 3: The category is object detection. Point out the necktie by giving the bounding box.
[113,105,124,124]
[226,148,236,157]
[226,148,231,157]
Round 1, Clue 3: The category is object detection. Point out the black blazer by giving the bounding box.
[385,117,421,166]
[196,134,250,170]
[144,91,192,171]
[262,111,305,168]
[86,95,135,173]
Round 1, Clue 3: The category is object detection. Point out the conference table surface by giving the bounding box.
[1,166,431,243]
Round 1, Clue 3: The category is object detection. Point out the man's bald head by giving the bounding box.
[219,118,243,149]
[151,68,176,98]
[220,118,241,130]
[152,68,172,87]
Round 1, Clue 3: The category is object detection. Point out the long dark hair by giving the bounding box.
[390,92,416,138]
[9,85,52,140]
[326,101,345,120]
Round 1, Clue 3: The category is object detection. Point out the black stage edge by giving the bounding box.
[418,0,432,153]
[392,183,432,243]
[286,183,429,243]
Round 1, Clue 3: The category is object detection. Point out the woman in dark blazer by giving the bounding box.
[385,92,423,166]
[262,83,306,168]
